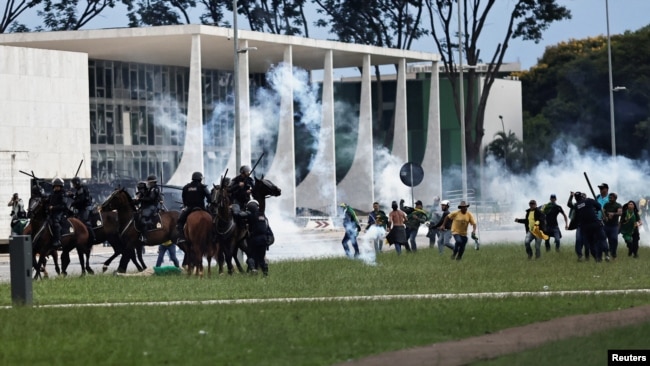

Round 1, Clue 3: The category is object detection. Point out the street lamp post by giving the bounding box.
[457,0,467,201]
[499,115,506,167]
[606,0,616,158]
[233,0,241,170]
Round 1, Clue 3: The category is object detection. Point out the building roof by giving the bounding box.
[0,24,439,73]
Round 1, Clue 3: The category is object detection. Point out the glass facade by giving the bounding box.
[88,59,246,183]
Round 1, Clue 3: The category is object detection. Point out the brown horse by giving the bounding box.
[251,175,282,214]
[25,196,91,278]
[22,223,60,279]
[100,188,180,273]
[183,209,216,277]
[211,179,248,274]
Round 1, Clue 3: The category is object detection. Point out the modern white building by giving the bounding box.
[0,25,447,235]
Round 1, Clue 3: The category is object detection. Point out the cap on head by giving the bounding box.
[415,200,423,206]
[598,183,609,189]
[339,202,347,208]
[440,200,450,206]
[574,192,584,200]
[550,194,556,199]
[146,175,157,181]
[458,201,470,209]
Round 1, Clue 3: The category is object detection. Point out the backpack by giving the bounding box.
[265,218,275,246]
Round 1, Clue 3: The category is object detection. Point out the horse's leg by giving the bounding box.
[75,247,87,276]
[103,251,119,272]
[51,250,61,275]
[136,244,147,271]
[60,250,71,276]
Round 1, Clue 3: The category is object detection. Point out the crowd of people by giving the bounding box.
[338,181,645,262]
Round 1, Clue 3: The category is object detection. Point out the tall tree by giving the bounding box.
[236,0,309,36]
[38,0,124,30]
[126,0,196,26]
[484,129,523,172]
[1,0,44,33]
[425,0,570,170]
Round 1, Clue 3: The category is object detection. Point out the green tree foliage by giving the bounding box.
[1,0,44,33]
[425,0,570,170]
[238,0,309,36]
[126,0,196,26]
[521,111,553,169]
[38,0,122,30]
[520,26,650,159]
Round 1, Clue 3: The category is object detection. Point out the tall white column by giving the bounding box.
[393,58,408,163]
[168,34,203,186]
[415,62,442,202]
[296,50,337,216]
[336,54,374,210]
[266,45,296,216]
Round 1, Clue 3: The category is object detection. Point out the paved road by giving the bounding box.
[0,227,591,282]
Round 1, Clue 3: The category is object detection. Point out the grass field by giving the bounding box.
[0,244,648,365]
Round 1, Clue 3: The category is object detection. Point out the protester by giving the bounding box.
[400,199,428,252]
[541,194,568,252]
[602,192,623,259]
[620,200,642,258]
[387,201,409,255]
[515,200,548,260]
[367,202,388,254]
[155,241,180,268]
[441,201,477,260]
[432,200,454,255]
[427,196,442,249]
[339,203,361,258]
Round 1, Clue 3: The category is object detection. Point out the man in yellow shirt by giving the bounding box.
[441,201,477,260]
[515,200,547,259]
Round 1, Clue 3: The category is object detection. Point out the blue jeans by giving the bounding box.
[156,244,180,267]
[524,231,542,258]
[452,234,468,259]
[341,229,359,256]
[544,226,562,250]
[603,225,618,258]
[407,227,419,251]
[437,230,454,254]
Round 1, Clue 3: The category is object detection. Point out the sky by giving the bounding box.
[15,0,650,71]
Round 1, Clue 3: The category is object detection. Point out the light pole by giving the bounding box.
[457,0,467,201]
[233,0,241,170]
[499,115,506,167]
[606,0,616,157]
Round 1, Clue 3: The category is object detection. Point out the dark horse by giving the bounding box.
[100,188,180,273]
[251,175,282,214]
[24,196,91,278]
[89,208,147,273]
[211,178,248,274]
[183,209,216,277]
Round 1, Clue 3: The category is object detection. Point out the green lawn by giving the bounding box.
[0,244,648,365]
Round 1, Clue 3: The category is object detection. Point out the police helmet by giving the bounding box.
[246,199,259,210]
[146,174,157,182]
[240,165,251,174]
[52,178,64,187]
[71,177,81,186]
[31,185,42,195]
[192,172,203,181]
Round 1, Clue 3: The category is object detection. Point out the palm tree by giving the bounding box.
[484,130,523,172]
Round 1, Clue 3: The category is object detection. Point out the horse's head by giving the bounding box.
[101,188,134,212]
[253,175,281,198]
[30,196,48,221]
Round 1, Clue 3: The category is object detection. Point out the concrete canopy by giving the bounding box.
[0,24,439,72]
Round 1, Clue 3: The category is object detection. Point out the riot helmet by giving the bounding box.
[52,178,64,187]
[240,165,251,175]
[246,199,259,210]
[31,185,42,196]
[192,172,203,182]
[71,177,81,186]
[146,175,157,182]
[146,175,157,188]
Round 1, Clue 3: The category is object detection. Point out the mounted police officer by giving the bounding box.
[48,178,68,248]
[176,172,211,245]
[28,184,45,218]
[134,174,161,243]
[67,176,96,244]
[229,165,254,215]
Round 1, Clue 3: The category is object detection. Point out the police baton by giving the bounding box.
[74,159,83,178]
[583,172,607,222]
[249,153,266,177]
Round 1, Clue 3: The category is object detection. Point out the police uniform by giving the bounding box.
[134,175,161,242]
[236,200,270,276]
[229,166,254,214]
[68,177,96,243]
[49,178,68,247]
[177,172,211,244]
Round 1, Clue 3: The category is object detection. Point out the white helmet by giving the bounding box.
[440,200,450,206]
[246,199,259,210]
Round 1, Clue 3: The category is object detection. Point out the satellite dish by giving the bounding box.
[399,162,424,187]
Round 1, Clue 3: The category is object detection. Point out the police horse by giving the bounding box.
[211,175,281,274]
[100,188,180,273]
[24,196,92,278]
[182,208,216,277]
